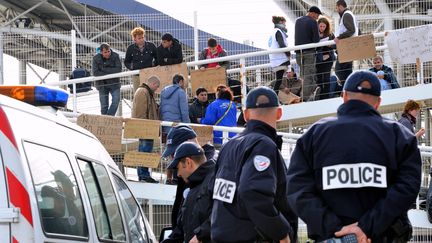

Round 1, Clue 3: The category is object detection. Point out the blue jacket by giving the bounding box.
[211,120,296,242]
[200,98,237,144]
[160,84,190,125]
[287,100,421,241]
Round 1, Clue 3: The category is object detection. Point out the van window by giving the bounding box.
[77,159,126,241]
[112,174,149,243]
[23,142,88,238]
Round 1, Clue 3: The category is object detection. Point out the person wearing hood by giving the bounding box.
[198,37,230,70]
[189,87,209,123]
[157,33,184,66]
[160,74,190,134]
[268,15,291,95]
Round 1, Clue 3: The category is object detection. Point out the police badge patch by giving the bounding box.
[253,155,271,171]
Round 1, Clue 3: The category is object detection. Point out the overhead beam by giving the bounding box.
[57,0,84,39]
[1,0,47,27]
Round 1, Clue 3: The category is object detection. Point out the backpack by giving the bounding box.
[68,67,91,93]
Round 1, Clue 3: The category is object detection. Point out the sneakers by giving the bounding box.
[139,177,158,183]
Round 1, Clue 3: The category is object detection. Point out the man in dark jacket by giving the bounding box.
[211,86,295,243]
[92,43,122,116]
[124,27,157,93]
[287,71,421,243]
[189,87,209,123]
[164,142,215,243]
[369,55,400,89]
[156,33,183,66]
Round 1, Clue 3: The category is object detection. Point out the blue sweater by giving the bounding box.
[160,84,190,131]
[201,98,237,144]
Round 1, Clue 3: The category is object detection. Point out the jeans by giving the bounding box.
[296,50,317,101]
[98,84,120,116]
[137,139,154,180]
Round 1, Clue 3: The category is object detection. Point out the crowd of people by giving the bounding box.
[84,3,429,243]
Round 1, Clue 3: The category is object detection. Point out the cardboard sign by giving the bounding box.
[77,114,123,153]
[279,92,301,105]
[385,24,432,64]
[139,62,188,93]
[336,34,376,63]
[190,67,227,93]
[124,119,160,139]
[123,151,160,168]
[191,125,214,145]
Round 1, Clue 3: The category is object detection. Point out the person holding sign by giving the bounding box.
[132,76,160,183]
[334,0,359,89]
[287,71,420,243]
[198,38,230,70]
[156,33,184,66]
[124,27,157,93]
[211,86,296,243]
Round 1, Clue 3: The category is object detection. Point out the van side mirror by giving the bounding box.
[159,226,173,242]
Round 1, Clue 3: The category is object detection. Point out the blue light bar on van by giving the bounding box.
[0,85,69,107]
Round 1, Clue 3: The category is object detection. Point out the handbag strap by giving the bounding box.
[215,101,233,126]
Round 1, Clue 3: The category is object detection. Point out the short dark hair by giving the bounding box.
[207,38,217,48]
[336,0,347,8]
[173,74,184,84]
[272,16,286,25]
[100,43,110,51]
[195,87,208,96]
[162,33,173,41]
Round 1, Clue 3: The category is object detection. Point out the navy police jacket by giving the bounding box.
[211,120,295,242]
[287,100,421,241]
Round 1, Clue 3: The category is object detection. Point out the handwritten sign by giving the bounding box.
[124,119,160,139]
[77,114,123,153]
[123,151,160,168]
[139,62,188,93]
[190,68,226,93]
[336,34,376,63]
[279,92,301,105]
[385,24,432,64]
[191,125,214,145]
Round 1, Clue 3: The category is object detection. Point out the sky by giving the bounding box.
[138,0,294,49]
[3,0,292,85]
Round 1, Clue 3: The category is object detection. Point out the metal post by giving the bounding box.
[193,11,199,70]
[420,61,424,84]
[240,58,247,108]
[256,69,262,86]
[18,60,26,84]
[148,200,154,233]
[0,31,4,84]
[71,29,77,114]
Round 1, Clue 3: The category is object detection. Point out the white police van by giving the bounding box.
[0,85,156,242]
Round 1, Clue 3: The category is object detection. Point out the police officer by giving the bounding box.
[211,86,295,243]
[162,125,217,228]
[286,71,421,243]
[164,142,215,243]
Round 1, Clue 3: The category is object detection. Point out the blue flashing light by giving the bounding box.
[34,86,69,107]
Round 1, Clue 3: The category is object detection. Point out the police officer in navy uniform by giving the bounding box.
[164,142,215,243]
[211,86,296,243]
[286,71,421,243]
